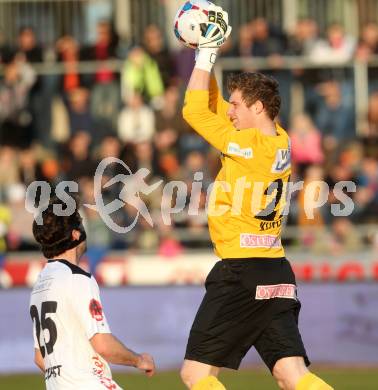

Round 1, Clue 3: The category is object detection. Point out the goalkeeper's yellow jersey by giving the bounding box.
[183,77,291,259]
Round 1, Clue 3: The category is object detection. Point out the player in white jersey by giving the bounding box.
[30,197,155,389]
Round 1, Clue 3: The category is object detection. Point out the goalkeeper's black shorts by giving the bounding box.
[184,257,310,372]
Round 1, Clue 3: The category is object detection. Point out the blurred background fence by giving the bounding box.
[0,0,378,46]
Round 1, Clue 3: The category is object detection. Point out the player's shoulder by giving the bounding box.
[253,123,290,152]
[48,259,91,279]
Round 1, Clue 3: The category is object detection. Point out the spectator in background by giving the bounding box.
[143,24,177,88]
[182,151,211,188]
[17,26,43,63]
[184,204,209,250]
[249,17,292,126]
[154,85,189,171]
[356,22,378,93]
[155,85,188,135]
[290,113,324,178]
[133,141,158,174]
[339,141,365,174]
[289,18,320,56]
[325,151,357,224]
[307,25,356,127]
[178,151,212,242]
[66,87,95,137]
[56,35,84,93]
[61,131,97,181]
[17,26,53,146]
[229,23,253,58]
[0,51,36,148]
[82,20,121,132]
[81,20,119,77]
[313,80,355,147]
[118,92,155,144]
[93,136,139,250]
[0,147,20,196]
[158,223,183,257]
[6,183,37,251]
[18,147,49,186]
[0,28,11,63]
[50,93,71,143]
[356,22,378,59]
[298,165,326,227]
[174,46,195,86]
[354,157,378,221]
[296,165,328,252]
[156,151,180,181]
[97,134,122,161]
[80,177,111,275]
[329,217,363,255]
[288,18,329,119]
[95,134,124,205]
[250,18,287,57]
[121,46,164,106]
[178,130,209,164]
[309,23,356,64]
[367,92,378,136]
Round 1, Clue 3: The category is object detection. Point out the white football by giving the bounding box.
[173,0,213,49]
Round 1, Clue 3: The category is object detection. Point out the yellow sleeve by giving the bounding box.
[209,75,231,121]
[183,90,233,152]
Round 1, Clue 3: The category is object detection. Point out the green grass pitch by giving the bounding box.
[1,368,378,389]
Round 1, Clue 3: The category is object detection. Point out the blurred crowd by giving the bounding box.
[0,17,377,269]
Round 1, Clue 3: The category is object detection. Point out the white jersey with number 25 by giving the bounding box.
[30,259,122,390]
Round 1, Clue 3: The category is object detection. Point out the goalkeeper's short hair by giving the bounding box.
[227,72,281,120]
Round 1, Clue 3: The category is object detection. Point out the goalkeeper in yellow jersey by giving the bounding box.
[179,5,333,390]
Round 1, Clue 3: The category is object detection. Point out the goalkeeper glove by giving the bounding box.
[199,5,231,48]
[194,5,232,72]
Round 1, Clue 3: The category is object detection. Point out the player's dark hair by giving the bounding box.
[32,196,86,259]
[227,72,281,120]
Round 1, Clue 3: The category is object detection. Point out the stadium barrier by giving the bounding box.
[1,283,378,373]
[1,250,377,288]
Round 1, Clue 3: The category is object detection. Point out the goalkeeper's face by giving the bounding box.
[228,89,263,130]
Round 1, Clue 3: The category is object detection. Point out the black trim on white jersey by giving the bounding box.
[48,259,91,278]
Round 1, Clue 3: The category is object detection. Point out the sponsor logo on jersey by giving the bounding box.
[240,233,281,248]
[227,142,253,159]
[255,283,296,300]
[92,356,105,377]
[45,365,62,380]
[259,217,283,231]
[89,299,103,321]
[271,141,291,173]
[92,356,117,389]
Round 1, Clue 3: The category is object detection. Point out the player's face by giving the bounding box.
[227,90,257,130]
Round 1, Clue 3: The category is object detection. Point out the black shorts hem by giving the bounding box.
[265,352,311,373]
[184,354,240,370]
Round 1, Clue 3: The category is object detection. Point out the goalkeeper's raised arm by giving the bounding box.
[182,5,232,151]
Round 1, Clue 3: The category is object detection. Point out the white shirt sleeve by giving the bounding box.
[71,275,111,340]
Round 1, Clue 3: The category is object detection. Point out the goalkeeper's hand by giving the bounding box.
[198,5,232,49]
[194,5,232,72]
